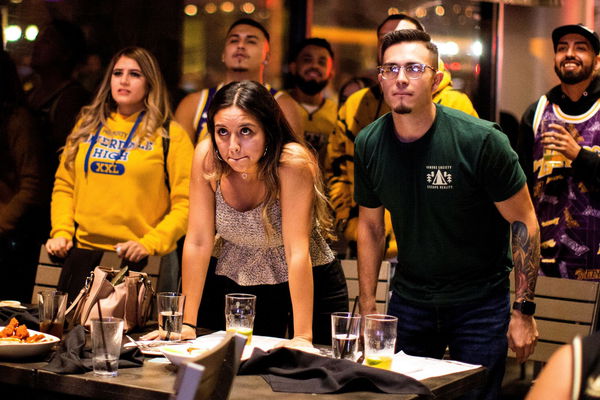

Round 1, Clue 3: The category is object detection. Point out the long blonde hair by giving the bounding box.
[205,81,335,241]
[63,46,172,169]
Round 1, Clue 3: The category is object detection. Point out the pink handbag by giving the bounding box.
[66,266,154,332]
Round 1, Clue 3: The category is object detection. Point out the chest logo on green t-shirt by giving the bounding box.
[426,165,453,190]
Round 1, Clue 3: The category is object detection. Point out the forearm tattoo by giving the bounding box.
[511,221,540,300]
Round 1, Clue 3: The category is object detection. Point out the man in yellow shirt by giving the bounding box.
[287,38,337,169]
[175,18,302,144]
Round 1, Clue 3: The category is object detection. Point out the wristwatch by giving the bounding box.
[513,300,536,316]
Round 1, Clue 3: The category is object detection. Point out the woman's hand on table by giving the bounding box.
[139,330,160,341]
[45,237,73,258]
[180,324,197,339]
[139,324,197,341]
[275,336,313,350]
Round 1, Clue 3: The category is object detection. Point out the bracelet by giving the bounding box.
[183,322,197,329]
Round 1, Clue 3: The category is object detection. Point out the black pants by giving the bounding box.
[197,258,349,345]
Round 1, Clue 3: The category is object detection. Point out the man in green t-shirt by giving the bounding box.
[355,30,540,400]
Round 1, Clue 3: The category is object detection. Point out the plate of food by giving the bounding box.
[124,339,193,356]
[159,343,213,366]
[0,318,60,358]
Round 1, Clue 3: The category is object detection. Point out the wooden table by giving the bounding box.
[0,357,485,400]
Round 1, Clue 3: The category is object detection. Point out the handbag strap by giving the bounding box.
[66,271,95,330]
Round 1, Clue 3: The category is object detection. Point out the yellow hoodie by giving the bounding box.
[326,66,477,258]
[50,112,193,255]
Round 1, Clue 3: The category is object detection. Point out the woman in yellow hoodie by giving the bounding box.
[45,47,193,287]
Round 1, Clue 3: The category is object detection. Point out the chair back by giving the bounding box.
[341,259,391,313]
[509,274,600,362]
[172,331,246,400]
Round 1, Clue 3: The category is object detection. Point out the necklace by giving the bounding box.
[241,172,248,180]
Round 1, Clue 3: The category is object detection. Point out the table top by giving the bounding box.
[0,357,485,400]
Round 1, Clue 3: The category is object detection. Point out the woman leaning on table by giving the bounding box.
[179,80,348,347]
[45,47,193,293]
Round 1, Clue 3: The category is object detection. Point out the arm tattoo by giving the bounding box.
[511,220,540,300]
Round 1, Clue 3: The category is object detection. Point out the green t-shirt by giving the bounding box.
[354,105,526,306]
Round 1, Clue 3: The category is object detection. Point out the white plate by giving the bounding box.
[158,332,322,365]
[124,340,192,356]
[159,344,213,366]
[0,300,26,309]
[0,328,59,359]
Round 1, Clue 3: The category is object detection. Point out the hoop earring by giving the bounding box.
[215,150,224,161]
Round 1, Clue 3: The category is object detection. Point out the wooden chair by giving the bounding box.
[341,259,392,314]
[172,331,247,400]
[32,246,161,303]
[509,274,600,363]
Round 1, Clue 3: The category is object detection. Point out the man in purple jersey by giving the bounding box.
[518,24,600,280]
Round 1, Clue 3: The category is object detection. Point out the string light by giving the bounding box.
[25,25,39,41]
[205,2,217,14]
[471,41,483,57]
[184,4,198,16]
[241,2,255,14]
[221,1,234,13]
[5,25,22,42]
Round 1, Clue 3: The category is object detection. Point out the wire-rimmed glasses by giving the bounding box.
[377,63,437,80]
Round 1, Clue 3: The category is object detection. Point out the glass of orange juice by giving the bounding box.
[225,293,256,344]
[364,314,398,370]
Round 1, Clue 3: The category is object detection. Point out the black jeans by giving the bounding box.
[197,258,349,345]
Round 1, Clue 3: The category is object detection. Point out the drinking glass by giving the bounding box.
[91,317,124,377]
[364,314,398,370]
[225,293,256,344]
[331,312,361,361]
[541,118,569,167]
[37,290,67,338]
[157,292,185,341]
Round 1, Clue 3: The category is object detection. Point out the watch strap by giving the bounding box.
[513,300,536,316]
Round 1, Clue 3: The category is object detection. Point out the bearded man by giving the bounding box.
[287,38,336,168]
[518,24,600,281]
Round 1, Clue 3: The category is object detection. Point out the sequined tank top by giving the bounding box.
[214,184,335,286]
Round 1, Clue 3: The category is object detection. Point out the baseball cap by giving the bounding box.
[552,24,600,55]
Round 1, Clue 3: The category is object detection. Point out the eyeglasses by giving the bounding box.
[377,63,437,80]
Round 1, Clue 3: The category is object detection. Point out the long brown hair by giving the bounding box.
[62,46,172,169]
[206,80,335,240]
